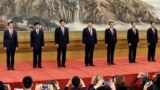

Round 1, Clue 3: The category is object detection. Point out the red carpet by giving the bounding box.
[0,56,160,90]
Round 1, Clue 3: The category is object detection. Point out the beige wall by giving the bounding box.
[0,31,160,62]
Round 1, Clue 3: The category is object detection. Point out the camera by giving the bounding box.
[41,84,50,90]
[103,81,110,86]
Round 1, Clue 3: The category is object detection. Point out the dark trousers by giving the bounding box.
[57,45,67,66]
[148,43,156,61]
[129,44,137,63]
[85,44,95,65]
[33,47,42,67]
[107,44,115,64]
[6,48,15,69]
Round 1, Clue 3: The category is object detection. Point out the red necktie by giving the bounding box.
[89,29,92,36]
[10,30,13,38]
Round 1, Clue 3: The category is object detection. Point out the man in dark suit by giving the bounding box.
[147,21,158,62]
[30,22,44,68]
[105,22,117,65]
[127,22,139,63]
[55,19,69,68]
[3,22,18,70]
[82,21,97,67]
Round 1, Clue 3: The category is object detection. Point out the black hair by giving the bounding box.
[60,19,65,23]
[72,76,80,87]
[142,77,150,89]
[22,76,33,89]
[34,22,40,26]
[87,20,93,23]
[150,20,156,25]
[8,22,14,25]
[131,21,136,25]
[109,21,114,25]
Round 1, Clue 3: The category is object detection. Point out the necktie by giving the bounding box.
[111,29,114,35]
[62,27,65,35]
[133,29,136,34]
[89,29,92,36]
[10,30,13,38]
[152,29,155,34]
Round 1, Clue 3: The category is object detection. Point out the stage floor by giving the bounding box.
[0,56,160,89]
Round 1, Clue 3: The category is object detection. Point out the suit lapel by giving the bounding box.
[131,28,136,35]
[87,28,93,37]
[60,27,65,36]
[35,29,40,36]
[152,28,156,35]
[109,29,114,36]
[7,30,14,39]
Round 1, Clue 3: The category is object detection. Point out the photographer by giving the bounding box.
[89,74,116,90]
[64,76,86,90]
[35,80,60,90]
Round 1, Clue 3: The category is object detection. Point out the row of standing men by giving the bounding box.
[3,20,158,70]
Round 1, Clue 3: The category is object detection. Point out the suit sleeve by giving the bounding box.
[137,30,139,43]
[54,28,58,44]
[127,30,130,44]
[3,31,6,48]
[15,31,18,47]
[147,29,150,43]
[30,31,33,47]
[42,30,44,46]
[67,28,69,44]
[88,84,95,90]
[156,29,158,43]
[82,29,85,44]
[115,29,117,44]
[95,29,97,44]
[105,30,108,44]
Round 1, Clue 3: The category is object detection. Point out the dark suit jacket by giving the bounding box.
[55,27,69,47]
[3,29,18,50]
[82,27,97,45]
[105,28,117,45]
[89,84,111,90]
[64,86,86,90]
[147,28,158,44]
[127,28,139,44]
[30,29,44,49]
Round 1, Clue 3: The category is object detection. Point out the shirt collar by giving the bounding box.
[132,28,136,30]
[110,28,114,30]
[88,27,92,30]
[9,29,13,31]
[151,28,155,30]
[61,27,65,29]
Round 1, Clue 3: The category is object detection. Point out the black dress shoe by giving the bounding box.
[90,64,95,66]
[33,66,36,68]
[62,65,66,68]
[152,60,156,62]
[11,68,15,70]
[85,64,88,67]
[7,68,10,70]
[38,66,43,68]
[133,61,137,63]
[108,63,111,65]
[111,63,116,65]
